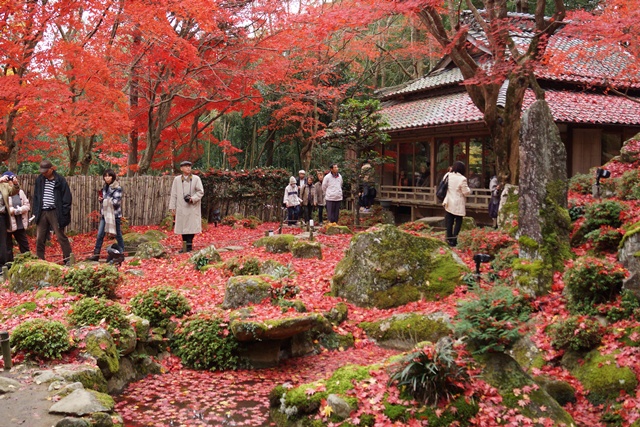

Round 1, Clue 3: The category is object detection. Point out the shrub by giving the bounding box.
[388,339,469,405]
[548,316,604,352]
[568,172,593,195]
[221,214,262,229]
[130,287,191,328]
[225,257,261,276]
[583,226,623,253]
[564,256,626,314]
[10,319,70,359]
[583,200,624,232]
[455,285,532,354]
[171,314,239,370]
[605,290,640,323]
[399,221,432,234]
[614,169,640,200]
[457,228,516,256]
[68,297,131,334]
[490,245,520,273]
[568,204,585,222]
[64,264,122,299]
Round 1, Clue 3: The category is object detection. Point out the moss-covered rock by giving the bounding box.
[359,313,452,350]
[222,275,272,309]
[254,234,295,253]
[84,329,120,379]
[34,289,65,299]
[331,225,468,308]
[122,232,151,254]
[461,216,476,231]
[8,260,65,293]
[230,313,332,342]
[325,225,352,236]
[126,314,150,342]
[134,241,167,259]
[533,376,576,406]
[498,184,519,234]
[508,335,545,372]
[144,229,167,241]
[478,352,575,425]
[323,302,348,325]
[188,245,222,267]
[291,240,322,260]
[571,350,638,405]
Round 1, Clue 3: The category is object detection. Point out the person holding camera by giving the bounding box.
[87,169,124,261]
[169,160,204,253]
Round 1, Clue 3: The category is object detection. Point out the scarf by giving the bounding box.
[103,181,119,235]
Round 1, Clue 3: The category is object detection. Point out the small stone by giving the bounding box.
[56,417,91,427]
[0,376,22,393]
[327,394,351,419]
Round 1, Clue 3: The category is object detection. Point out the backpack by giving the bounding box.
[436,174,449,201]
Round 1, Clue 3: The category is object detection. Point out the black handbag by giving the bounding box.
[436,175,449,201]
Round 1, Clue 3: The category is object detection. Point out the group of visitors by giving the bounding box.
[284,164,343,227]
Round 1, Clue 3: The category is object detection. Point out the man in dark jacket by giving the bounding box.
[32,160,73,263]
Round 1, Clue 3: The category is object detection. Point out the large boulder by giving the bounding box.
[222,275,272,309]
[253,234,295,253]
[359,313,451,350]
[49,389,114,416]
[134,241,167,259]
[83,329,119,379]
[122,232,151,254]
[33,364,107,393]
[8,260,65,293]
[291,240,322,260]
[619,222,640,286]
[230,313,332,342]
[479,352,575,425]
[331,225,468,308]
[517,100,572,294]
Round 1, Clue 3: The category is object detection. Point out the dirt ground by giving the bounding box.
[0,369,66,427]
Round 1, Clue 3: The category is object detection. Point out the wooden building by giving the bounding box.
[375,12,640,222]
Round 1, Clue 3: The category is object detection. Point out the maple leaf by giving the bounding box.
[320,404,333,418]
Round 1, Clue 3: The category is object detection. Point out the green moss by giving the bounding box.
[85,332,120,375]
[34,289,64,299]
[11,301,37,314]
[383,403,408,422]
[499,186,520,235]
[412,396,478,426]
[64,369,108,393]
[325,225,352,235]
[620,220,640,248]
[572,350,638,405]
[359,314,451,345]
[324,302,348,325]
[143,229,167,241]
[88,389,115,411]
[371,283,420,309]
[518,235,539,251]
[254,234,295,253]
[291,240,323,260]
[425,252,465,298]
[7,260,65,293]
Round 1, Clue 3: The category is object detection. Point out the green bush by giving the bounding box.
[130,287,191,328]
[455,285,532,354]
[564,256,626,314]
[548,316,604,352]
[64,264,122,299]
[10,319,70,359]
[68,297,131,334]
[583,200,624,232]
[568,172,593,195]
[388,339,469,405]
[614,169,640,200]
[490,245,520,273]
[568,204,585,222]
[225,257,261,276]
[606,290,640,323]
[583,226,623,253]
[171,314,239,370]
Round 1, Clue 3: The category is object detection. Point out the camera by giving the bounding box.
[184,194,192,203]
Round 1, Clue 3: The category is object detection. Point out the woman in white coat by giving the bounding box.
[169,161,204,252]
[443,161,471,247]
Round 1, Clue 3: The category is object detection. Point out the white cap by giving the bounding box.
[298,170,306,175]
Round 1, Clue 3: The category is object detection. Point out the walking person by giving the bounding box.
[283,176,301,226]
[32,160,73,263]
[489,174,501,228]
[87,169,124,261]
[0,173,21,266]
[5,172,30,261]
[322,163,343,224]
[442,161,471,247]
[314,171,326,225]
[169,160,204,253]
[300,176,316,224]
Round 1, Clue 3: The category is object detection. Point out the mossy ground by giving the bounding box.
[254,234,296,253]
[572,350,638,405]
[359,313,451,345]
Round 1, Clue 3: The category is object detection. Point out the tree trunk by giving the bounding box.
[138,94,173,174]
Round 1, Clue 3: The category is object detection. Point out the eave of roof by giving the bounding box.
[380,89,640,133]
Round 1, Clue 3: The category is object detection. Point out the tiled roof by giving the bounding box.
[381,89,640,132]
[388,68,464,97]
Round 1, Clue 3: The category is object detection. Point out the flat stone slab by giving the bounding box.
[416,216,445,226]
[230,314,330,342]
[218,245,245,252]
[49,389,113,416]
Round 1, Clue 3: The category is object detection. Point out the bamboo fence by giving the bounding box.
[16,175,282,234]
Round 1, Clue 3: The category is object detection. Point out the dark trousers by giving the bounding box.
[303,205,314,223]
[93,217,125,254]
[317,205,325,224]
[7,228,30,262]
[0,215,8,266]
[36,210,72,262]
[287,206,300,225]
[181,233,194,252]
[326,200,341,224]
[445,212,463,247]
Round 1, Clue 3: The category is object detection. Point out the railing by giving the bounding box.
[378,185,492,209]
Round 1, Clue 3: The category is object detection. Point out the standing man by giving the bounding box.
[169,160,204,252]
[322,163,343,224]
[32,160,73,264]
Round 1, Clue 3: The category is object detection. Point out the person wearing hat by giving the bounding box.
[4,171,31,261]
[296,169,307,199]
[0,172,21,266]
[283,176,302,226]
[32,160,73,263]
[169,160,204,252]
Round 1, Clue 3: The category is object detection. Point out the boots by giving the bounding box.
[86,253,99,262]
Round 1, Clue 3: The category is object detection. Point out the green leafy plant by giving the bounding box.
[572,200,624,246]
[225,257,261,276]
[568,204,585,222]
[171,314,239,371]
[547,315,604,352]
[67,297,131,334]
[564,256,626,314]
[64,263,122,299]
[613,169,640,200]
[10,319,71,359]
[388,339,469,405]
[130,287,191,328]
[584,226,623,253]
[605,290,640,323]
[455,285,531,354]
